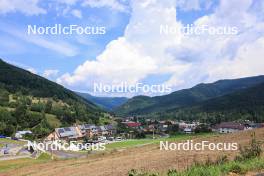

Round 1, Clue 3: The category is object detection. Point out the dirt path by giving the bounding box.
[3,128,264,176]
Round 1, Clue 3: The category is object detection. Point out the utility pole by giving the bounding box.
[152,126,155,139]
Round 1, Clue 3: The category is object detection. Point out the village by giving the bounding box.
[1,117,264,162]
[11,117,264,143]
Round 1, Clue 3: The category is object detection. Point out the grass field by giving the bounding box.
[0,153,51,173]
[106,133,217,150]
[0,138,26,145]
[46,114,61,128]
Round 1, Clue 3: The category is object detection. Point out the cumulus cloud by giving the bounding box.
[0,0,46,15]
[58,0,264,96]
[57,0,186,92]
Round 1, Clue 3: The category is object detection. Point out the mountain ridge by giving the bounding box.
[114,75,264,117]
[76,92,128,111]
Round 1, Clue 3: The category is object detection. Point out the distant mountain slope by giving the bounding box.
[114,75,264,116]
[164,82,264,123]
[77,92,128,111]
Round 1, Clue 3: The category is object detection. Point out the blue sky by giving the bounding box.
[0,0,264,97]
[0,0,130,75]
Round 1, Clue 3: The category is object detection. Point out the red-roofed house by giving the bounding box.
[123,122,141,128]
[213,122,246,133]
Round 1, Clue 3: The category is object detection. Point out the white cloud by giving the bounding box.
[58,0,264,96]
[43,69,59,78]
[82,0,129,12]
[27,68,37,74]
[0,0,46,15]
[71,9,82,18]
[57,0,185,93]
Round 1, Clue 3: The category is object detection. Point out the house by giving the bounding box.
[213,122,246,133]
[46,126,82,141]
[104,124,116,136]
[183,128,193,134]
[98,126,108,136]
[244,122,264,129]
[15,130,32,139]
[122,121,141,128]
[79,124,98,138]
[179,122,197,130]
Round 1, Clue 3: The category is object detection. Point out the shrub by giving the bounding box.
[167,169,178,176]
[215,155,228,165]
[128,169,158,176]
[228,163,246,174]
[235,132,262,161]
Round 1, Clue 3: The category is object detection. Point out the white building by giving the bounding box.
[15,130,32,138]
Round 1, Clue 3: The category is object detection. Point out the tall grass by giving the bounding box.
[128,132,264,176]
[167,157,264,176]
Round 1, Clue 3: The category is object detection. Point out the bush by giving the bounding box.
[9,101,18,108]
[235,132,262,161]
[215,155,228,165]
[128,169,158,176]
[167,169,178,176]
[228,163,246,174]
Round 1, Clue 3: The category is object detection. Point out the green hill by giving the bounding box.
[163,82,264,123]
[114,75,264,118]
[0,59,105,138]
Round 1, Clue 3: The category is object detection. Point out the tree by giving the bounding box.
[167,124,179,135]
[45,100,53,113]
[0,90,9,106]
[195,124,212,133]
[14,102,28,129]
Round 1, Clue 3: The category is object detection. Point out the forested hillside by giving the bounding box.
[0,59,107,138]
[115,75,264,117]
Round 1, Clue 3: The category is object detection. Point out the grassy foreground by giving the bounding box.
[171,157,264,176]
[0,153,51,173]
[128,132,264,176]
[129,156,264,176]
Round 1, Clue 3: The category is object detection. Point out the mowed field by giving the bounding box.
[1,129,264,176]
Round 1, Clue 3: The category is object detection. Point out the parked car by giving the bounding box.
[115,137,122,141]
[107,137,114,141]
[3,149,9,154]
[98,136,106,141]
[0,135,6,138]
[11,137,18,140]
